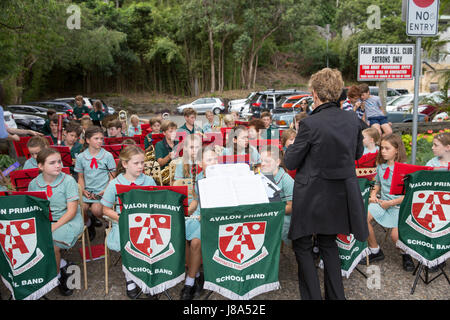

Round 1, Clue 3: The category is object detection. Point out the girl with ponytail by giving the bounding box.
[101,145,157,299]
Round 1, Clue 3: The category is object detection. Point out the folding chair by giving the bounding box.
[103,215,117,295]
[76,184,93,290]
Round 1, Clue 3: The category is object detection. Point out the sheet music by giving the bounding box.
[198,174,268,208]
[198,176,239,208]
[232,175,269,205]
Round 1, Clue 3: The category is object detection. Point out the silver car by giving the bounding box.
[177,97,225,115]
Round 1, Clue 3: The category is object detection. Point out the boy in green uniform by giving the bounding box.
[177,108,203,135]
[42,109,57,135]
[73,95,90,120]
[155,121,178,170]
[144,117,162,149]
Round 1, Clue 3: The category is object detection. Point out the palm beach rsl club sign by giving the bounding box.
[407,0,440,36]
[358,44,414,81]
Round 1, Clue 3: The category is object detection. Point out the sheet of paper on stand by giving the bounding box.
[205,163,253,178]
[198,168,269,208]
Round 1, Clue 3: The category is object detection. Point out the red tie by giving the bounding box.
[90,157,98,169]
[46,185,53,198]
[383,166,390,180]
[135,127,138,132]
[130,183,136,186]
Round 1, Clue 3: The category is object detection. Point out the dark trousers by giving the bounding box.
[292,234,345,300]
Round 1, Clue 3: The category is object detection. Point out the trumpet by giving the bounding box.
[162,112,170,120]
[118,110,128,131]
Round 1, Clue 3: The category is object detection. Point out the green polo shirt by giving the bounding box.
[73,105,90,119]
[177,123,203,135]
[155,139,178,169]
[89,110,104,121]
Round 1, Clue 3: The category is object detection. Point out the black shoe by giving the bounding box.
[126,281,142,299]
[88,222,96,241]
[92,216,103,228]
[58,262,75,296]
[359,249,385,265]
[194,273,204,298]
[402,254,415,272]
[180,284,195,300]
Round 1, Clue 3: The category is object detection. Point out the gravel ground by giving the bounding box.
[1,221,448,301]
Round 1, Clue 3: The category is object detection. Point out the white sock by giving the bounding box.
[60,258,67,269]
[370,246,380,254]
[124,273,136,290]
[57,272,61,279]
[185,276,195,286]
[86,218,91,227]
[195,272,200,278]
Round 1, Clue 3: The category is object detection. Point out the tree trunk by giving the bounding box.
[253,54,258,88]
[208,26,215,93]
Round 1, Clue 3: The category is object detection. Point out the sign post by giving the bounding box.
[406,0,440,164]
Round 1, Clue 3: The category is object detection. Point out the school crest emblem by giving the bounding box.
[407,191,450,238]
[0,218,38,271]
[129,213,171,259]
[217,222,267,268]
[336,234,356,250]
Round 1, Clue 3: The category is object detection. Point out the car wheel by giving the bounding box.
[213,108,221,115]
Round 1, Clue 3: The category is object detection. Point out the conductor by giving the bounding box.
[284,68,368,300]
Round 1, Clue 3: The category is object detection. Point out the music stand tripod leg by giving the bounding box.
[411,262,424,295]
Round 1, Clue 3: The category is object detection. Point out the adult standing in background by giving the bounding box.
[284,68,368,300]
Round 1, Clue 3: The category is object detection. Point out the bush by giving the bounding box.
[402,129,450,165]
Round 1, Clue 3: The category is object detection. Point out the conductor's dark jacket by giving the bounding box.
[284,101,369,241]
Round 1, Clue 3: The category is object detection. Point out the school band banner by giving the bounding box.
[0,195,58,300]
[396,171,450,268]
[201,202,285,300]
[118,189,186,295]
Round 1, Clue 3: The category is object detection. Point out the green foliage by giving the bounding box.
[1,0,448,98]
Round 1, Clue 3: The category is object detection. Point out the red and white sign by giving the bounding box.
[407,0,440,36]
[358,44,415,81]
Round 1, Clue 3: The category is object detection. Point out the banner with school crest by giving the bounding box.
[319,178,372,278]
[396,171,450,267]
[118,189,186,295]
[201,201,284,300]
[0,195,58,300]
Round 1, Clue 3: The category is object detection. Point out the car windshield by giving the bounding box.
[389,95,413,106]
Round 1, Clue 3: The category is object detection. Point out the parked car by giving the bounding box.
[248,89,309,118]
[54,97,115,114]
[393,88,409,95]
[25,101,74,119]
[386,111,427,123]
[277,94,312,109]
[271,97,313,129]
[177,97,225,115]
[368,86,402,103]
[6,104,48,118]
[228,92,256,113]
[12,113,46,131]
[386,93,428,112]
[3,110,17,129]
